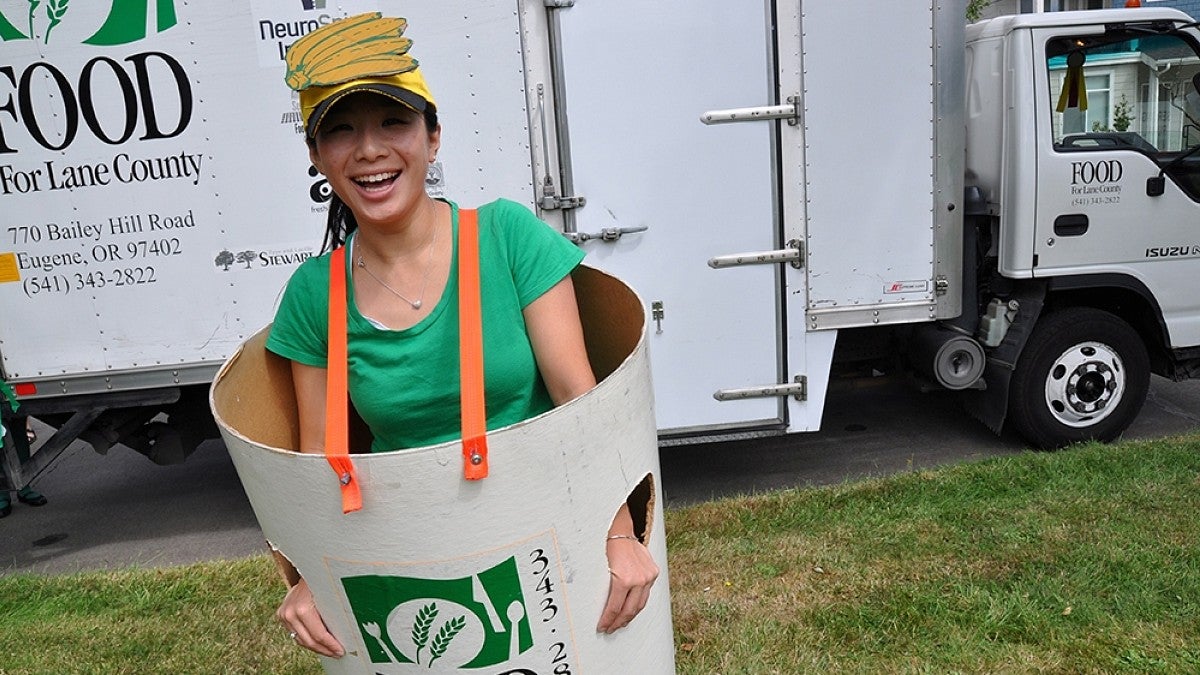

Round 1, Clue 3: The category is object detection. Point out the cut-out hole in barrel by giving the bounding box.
[621,473,656,544]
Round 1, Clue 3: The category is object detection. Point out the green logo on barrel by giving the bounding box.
[342,556,532,669]
[0,0,179,45]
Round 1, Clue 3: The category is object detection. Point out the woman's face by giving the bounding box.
[309,93,440,231]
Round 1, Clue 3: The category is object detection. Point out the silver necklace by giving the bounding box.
[356,223,439,310]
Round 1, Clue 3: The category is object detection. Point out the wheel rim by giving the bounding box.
[1043,340,1126,428]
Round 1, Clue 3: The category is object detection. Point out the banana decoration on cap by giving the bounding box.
[285,12,417,91]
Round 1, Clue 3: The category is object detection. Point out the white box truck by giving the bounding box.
[4,0,1200,489]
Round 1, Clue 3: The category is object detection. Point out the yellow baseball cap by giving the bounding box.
[284,13,437,138]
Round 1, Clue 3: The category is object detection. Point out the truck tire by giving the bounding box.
[1007,308,1149,450]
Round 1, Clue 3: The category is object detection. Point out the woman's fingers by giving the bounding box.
[597,538,659,633]
[277,578,345,658]
[597,577,628,633]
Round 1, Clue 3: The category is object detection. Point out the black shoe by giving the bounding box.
[17,487,47,507]
[0,499,10,518]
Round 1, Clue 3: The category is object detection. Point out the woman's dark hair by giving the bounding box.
[316,107,439,253]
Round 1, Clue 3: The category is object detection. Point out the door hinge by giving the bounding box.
[708,239,804,270]
[544,0,575,7]
[700,95,802,127]
[714,375,807,402]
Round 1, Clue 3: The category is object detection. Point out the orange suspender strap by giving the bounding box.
[322,207,486,508]
[459,209,489,480]
[325,246,362,514]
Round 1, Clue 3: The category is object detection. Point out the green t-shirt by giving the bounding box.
[266,199,585,452]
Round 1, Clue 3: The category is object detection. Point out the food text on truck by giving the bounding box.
[0,52,193,154]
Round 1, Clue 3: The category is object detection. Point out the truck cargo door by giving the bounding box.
[797,2,964,331]
[546,1,794,436]
[1031,25,1200,347]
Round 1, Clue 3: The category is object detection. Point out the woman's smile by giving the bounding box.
[353,170,401,192]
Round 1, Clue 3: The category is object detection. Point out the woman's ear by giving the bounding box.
[428,124,442,163]
[308,145,323,175]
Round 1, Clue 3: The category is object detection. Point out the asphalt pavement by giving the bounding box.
[2,374,1199,576]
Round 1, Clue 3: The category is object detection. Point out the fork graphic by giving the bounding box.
[363,621,406,663]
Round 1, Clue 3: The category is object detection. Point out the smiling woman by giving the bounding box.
[256,11,661,663]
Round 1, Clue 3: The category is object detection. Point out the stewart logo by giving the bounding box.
[0,0,179,46]
[341,557,532,669]
[214,245,314,272]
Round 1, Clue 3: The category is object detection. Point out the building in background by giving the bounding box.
[980,0,1199,18]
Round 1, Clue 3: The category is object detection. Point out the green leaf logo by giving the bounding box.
[341,556,532,668]
[43,0,68,44]
[0,4,27,40]
[0,0,179,45]
[85,0,178,46]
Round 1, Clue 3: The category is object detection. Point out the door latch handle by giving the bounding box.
[1053,214,1089,237]
[565,225,647,244]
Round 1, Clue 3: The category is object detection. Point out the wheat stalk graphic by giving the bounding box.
[426,616,465,668]
[43,0,67,43]
[410,603,438,665]
[26,0,38,40]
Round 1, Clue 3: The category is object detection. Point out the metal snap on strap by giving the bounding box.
[470,453,483,465]
[340,472,352,485]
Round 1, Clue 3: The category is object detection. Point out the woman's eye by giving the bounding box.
[382,116,410,127]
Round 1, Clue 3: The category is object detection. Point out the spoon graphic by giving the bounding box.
[506,601,525,659]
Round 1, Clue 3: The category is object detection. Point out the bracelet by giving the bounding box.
[607,534,640,543]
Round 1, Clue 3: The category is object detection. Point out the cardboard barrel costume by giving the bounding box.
[210,262,674,674]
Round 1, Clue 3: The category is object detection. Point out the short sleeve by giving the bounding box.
[265,254,331,367]
[480,199,585,308]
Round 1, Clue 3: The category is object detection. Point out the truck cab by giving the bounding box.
[962,8,1200,446]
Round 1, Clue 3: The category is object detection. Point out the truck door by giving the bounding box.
[543,1,804,436]
[1032,23,1200,348]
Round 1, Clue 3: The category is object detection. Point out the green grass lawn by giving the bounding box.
[2,436,1198,674]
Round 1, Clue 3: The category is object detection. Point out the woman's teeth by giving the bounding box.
[356,172,398,187]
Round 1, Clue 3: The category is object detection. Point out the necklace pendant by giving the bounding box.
[410,300,422,310]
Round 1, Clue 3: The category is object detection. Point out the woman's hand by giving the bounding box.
[277,577,345,658]
[597,535,659,633]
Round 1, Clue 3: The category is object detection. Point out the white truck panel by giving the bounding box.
[801,0,941,326]
[965,31,1006,209]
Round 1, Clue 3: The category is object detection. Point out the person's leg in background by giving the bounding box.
[1,417,48,519]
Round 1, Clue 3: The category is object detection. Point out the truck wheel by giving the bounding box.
[1007,308,1149,449]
